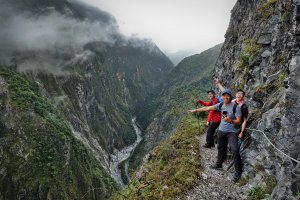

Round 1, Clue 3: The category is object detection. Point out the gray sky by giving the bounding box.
[83,0,237,53]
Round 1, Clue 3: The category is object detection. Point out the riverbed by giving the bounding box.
[109,117,142,188]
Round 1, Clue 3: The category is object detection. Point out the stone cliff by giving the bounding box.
[213,0,299,198]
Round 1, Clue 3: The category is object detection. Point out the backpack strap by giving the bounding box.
[218,102,224,110]
[233,102,238,117]
[233,102,239,129]
[219,102,238,116]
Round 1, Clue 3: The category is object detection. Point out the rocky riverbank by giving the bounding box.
[109,117,142,188]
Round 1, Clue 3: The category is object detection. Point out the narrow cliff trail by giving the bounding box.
[185,134,248,200]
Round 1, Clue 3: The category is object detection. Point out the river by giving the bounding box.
[109,117,142,188]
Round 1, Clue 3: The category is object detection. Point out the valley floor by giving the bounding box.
[186,134,248,200]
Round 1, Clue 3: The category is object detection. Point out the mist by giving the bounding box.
[0,1,121,74]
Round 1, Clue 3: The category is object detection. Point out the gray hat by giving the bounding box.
[221,89,232,96]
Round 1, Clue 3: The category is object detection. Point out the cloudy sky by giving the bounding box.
[83,0,237,54]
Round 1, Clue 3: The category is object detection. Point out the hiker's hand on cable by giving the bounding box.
[206,122,209,126]
[188,109,196,113]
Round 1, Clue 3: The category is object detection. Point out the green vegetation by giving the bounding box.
[169,79,211,116]
[280,12,289,23]
[254,162,265,172]
[275,72,288,89]
[235,38,261,70]
[111,116,205,200]
[239,174,251,186]
[248,186,266,200]
[247,175,276,200]
[135,44,221,129]
[253,71,288,98]
[0,69,73,144]
[258,0,278,19]
[130,44,221,171]
[233,39,261,90]
[297,192,300,199]
[264,175,277,195]
[0,67,117,199]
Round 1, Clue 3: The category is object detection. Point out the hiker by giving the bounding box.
[189,89,243,182]
[213,78,248,139]
[196,90,221,148]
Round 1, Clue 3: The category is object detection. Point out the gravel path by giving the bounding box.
[186,134,248,200]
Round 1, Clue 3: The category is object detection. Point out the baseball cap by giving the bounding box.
[207,90,216,94]
[221,89,232,96]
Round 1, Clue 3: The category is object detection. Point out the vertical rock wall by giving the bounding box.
[214,0,300,198]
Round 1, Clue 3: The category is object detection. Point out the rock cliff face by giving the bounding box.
[213,0,299,198]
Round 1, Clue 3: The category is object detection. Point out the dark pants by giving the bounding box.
[206,121,220,146]
[216,131,243,173]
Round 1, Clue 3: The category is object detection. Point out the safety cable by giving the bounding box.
[246,128,300,164]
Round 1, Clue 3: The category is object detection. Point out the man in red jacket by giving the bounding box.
[197,90,221,148]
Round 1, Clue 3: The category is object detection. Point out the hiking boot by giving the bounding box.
[232,172,242,183]
[202,144,211,148]
[210,163,222,170]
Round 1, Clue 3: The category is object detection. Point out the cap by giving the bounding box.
[207,90,216,94]
[221,89,232,96]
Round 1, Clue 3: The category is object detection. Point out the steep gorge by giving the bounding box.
[0,0,174,198]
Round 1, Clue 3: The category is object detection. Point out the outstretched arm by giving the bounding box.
[197,100,211,106]
[213,78,225,92]
[189,105,216,113]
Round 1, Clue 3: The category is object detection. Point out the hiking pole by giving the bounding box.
[196,101,201,135]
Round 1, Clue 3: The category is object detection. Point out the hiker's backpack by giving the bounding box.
[217,97,223,104]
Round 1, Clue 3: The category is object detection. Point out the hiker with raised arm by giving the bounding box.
[189,89,243,182]
[213,78,248,139]
[196,90,221,148]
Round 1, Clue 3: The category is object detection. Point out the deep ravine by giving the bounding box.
[109,117,142,188]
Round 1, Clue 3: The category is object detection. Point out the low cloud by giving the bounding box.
[0,1,164,75]
[0,2,119,74]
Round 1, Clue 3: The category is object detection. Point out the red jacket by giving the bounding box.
[197,97,221,123]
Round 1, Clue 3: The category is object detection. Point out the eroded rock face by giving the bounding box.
[213,0,300,198]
